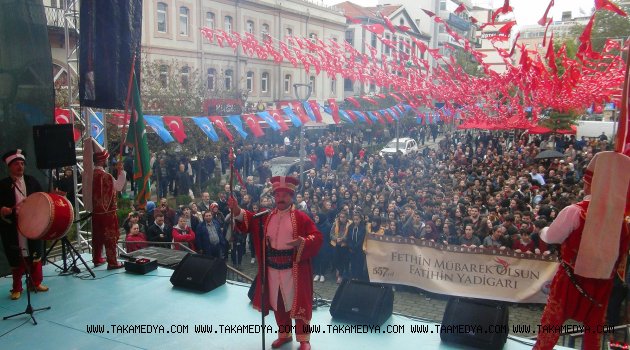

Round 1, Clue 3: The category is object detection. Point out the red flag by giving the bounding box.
[595,0,627,16]
[361,96,378,105]
[373,111,386,125]
[363,23,384,36]
[346,97,361,108]
[383,111,394,123]
[470,17,478,24]
[163,116,187,143]
[290,101,310,123]
[55,108,71,124]
[382,16,397,33]
[345,15,362,24]
[617,60,630,154]
[54,108,81,141]
[269,109,289,132]
[501,0,511,12]
[209,116,234,142]
[327,99,341,124]
[243,114,265,138]
[111,112,130,126]
[538,0,555,26]
[397,25,410,32]
[498,21,517,35]
[454,3,466,14]
[308,100,323,122]
[422,9,436,17]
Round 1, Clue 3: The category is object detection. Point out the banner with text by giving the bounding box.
[366,235,559,304]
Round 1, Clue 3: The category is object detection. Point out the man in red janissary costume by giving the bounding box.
[534,151,630,350]
[91,141,127,269]
[229,176,322,350]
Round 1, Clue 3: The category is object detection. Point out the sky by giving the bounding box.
[320,0,597,26]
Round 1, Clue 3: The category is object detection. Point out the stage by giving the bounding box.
[0,255,561,350]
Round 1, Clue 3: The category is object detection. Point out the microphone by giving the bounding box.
[252,209,271,218]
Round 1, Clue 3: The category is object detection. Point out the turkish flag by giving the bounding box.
[163,116,187,143]
[383,110,394,123]
[382,16,397,32]
[111,112,130,126]
[345,97,361,108]
[422,9,436,17]
[290,101,310,123]
[373,111,386,125]
[327,98,341,124]
[363,24,384,36]
[209,116,234,142]
[538,0,555,26]
[54,108,81,141]
[308,100,323,122]
[243,114,265,138]
[454,3,466,14]
[269,109,289,131]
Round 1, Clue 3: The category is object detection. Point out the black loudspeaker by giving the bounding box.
[32,124,76,169]
[330,280,393,325]
[170,253,227,292]
[440,297,509,350]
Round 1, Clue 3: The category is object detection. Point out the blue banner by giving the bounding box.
[338,110,354,124]
[192,117,219,142]
[256,111,280,131]
[367,111,379,123]
[281,106,302,127]
[90,111,105,145]
[353,111,368,123]
[145,115,175,143]
[227,115,248,139]
[302,101,317,121]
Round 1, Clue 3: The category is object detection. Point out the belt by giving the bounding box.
[266,247,293,270]
[560,261,603,308]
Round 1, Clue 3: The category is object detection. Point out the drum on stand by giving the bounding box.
[18,192,74,241]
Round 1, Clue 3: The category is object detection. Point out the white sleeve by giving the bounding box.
[113,170,127,192]
[540,205,582,244]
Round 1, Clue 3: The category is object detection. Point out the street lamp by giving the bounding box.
[293,82,312,190]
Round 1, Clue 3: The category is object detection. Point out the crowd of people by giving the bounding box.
[121,123,611,276]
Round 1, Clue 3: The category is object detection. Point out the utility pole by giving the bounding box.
[293,82,312,190]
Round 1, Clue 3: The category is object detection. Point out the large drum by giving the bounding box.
[18,192,74,240]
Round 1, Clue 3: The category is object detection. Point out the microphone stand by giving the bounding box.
[3,250,51,324]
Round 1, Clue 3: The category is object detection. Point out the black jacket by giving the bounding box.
[0,175,44,266]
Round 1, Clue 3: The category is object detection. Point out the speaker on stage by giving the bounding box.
[440,297,509,350]
[32,124,76,169]
[330,280,393,325]
[170,253,226,292]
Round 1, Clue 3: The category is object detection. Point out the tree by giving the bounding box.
[540,110,578,132]
[570,3,630,58]
[453,49,484,77]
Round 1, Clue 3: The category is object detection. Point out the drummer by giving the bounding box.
[0,149,49,300]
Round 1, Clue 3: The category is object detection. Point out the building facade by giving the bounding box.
[142,0,346,112]
[335,2,431,97]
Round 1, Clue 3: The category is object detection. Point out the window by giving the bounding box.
[261,72,269,93]
[157,2,168,33]
[438,24,445,34]
[440,0,446,11]
[224,69,233,90]
[309,76,316,95]
[344,78,353,92]
[206,12,215,29]
[246,20,254,34]
[159,65,168,88]
[181,66,189,88]
[400,18,404,26]
[345,29,354,46]
[207,68,216,90]
[261,23,270,41]
[371,33,377,48]
[309,32,317,43]
[224,16,232,32]
[179,7,189,36]
[246,71,254,92]
[384,34,391,54]
[284,74,292,93]
[331,79,337,94]
[369,83,375,92]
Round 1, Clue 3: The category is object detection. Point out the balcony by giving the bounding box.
[44,6,78,31]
